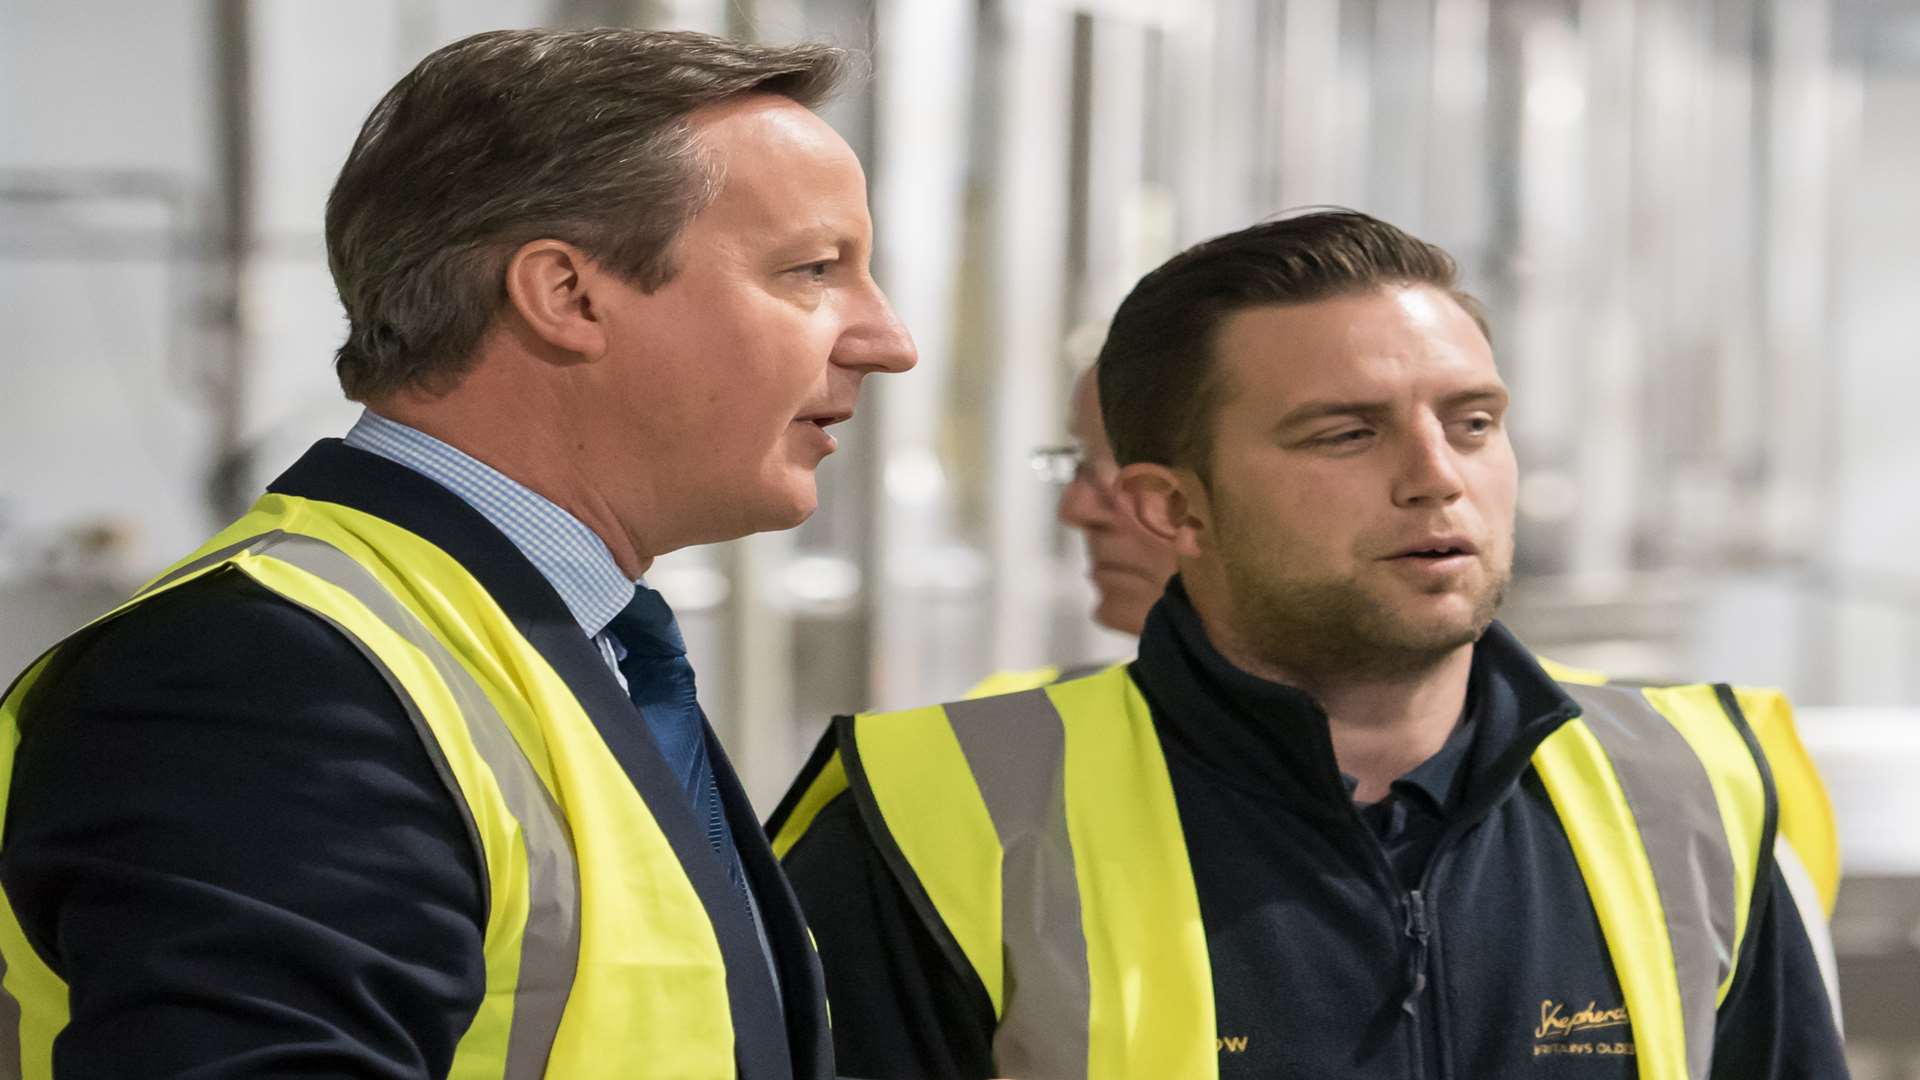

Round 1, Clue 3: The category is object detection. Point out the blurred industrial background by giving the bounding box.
[3,0,1917,1068]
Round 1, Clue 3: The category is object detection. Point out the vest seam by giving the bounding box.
[1711,682,1780,1006]
[835,717,999,1035]
[765,724,842,843]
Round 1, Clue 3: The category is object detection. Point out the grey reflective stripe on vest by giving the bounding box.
[1563,683,1736,1080]
[254,533,582,1078]
[136,530,293,599]
[945,690,1091,1080]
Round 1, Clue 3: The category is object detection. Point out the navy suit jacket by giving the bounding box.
[1,440,831,1078]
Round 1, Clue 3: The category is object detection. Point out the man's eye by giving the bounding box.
[792,261,833,281]
[1455,415,1496,436]
[1318,429,1374,445]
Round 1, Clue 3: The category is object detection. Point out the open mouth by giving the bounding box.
[1386,537,1478,561]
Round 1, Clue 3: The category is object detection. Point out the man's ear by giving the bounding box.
[502,239,607,360]
[1113,462,1210,560]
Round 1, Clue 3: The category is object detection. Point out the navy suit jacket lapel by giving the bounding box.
[708,727,834,1077]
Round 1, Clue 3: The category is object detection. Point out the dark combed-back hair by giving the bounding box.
[1096,208,1489,475]
[325,28,855,402]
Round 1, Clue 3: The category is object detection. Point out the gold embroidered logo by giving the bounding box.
[1532,999,1634,1060]
[1216,1035,1250,1054]
[1535,1000,1630,1039]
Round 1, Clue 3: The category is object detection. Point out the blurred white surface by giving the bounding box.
[1802,708,1920,876]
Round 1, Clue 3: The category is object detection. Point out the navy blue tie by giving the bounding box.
[606,584,742,889]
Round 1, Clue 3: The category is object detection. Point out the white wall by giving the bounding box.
[0,1,222,589]
[1829,70,1920,705]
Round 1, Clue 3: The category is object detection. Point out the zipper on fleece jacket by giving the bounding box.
[1396,706,1580,1080]
[1401,889,1431,1017]
[1330,772,1437,1080]
[1331,696,1580,1080]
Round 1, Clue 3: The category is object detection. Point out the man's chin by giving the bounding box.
[1385,618,1487,656]
[697,481,817,544]
[1093,592,1157,637]
[765,490,817,531]
[751,464,820,527]
[1379,595,1499,652]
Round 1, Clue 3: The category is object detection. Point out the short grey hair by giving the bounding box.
[324,28,855,401]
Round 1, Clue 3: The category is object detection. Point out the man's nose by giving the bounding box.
[835,282,918,374]
[1392,427,1466,508]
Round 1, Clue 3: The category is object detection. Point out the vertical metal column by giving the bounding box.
[985,0,1074,675]
[1160,3,1236,239]
[1567,0,1640,589]
[1760,0,1842,560]
[867,0,981,707]
[1653,0,1763,572]
[1758,0,1860,702]
[1274,0,1345,207]
[1426,0,1491,254]
[208,0,253,521]
[1371,0,1435,230]
[1503,1,1586,579]
[1083,15,1150,321]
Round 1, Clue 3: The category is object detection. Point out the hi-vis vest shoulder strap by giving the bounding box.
[0,495,734,1080]
[779,664,1776,1080]
[1534,682,1773,1080]
[1542,668,1842,1030]
[1544,665,1839,922]
[962,661,1112,700]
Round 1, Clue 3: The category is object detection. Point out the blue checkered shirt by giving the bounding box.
[342,410,637,682]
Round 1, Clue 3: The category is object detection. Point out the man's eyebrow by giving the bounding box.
[1276,399,1393,428]
[1276,385,1510,428]
[1439,385,1511,410]
[772,221,862,250]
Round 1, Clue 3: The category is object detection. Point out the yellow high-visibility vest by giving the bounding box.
[777,663,1789,1080]
[960,657,1839,915]
[0,494,739,1079]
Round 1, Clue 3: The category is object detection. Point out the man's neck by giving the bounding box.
[1200,611,1475,803]
[1309,651,1474,802]
[369,374,654,580]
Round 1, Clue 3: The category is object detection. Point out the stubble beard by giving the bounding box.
[1222,552,1510,684]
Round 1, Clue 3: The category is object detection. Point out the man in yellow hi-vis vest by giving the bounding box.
[771,211,1845,1079]
[990,365,1842,980]
[0,28,915,1079]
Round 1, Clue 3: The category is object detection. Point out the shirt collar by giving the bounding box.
[342,409,635,639]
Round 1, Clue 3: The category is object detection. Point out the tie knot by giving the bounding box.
[609,584,687,659]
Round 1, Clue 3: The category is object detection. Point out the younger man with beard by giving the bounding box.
[772,211,1845,1079]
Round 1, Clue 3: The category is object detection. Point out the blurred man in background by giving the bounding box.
[771,210,1843,1079]
[1051,365,1183,637]
[962,365,1183,699]
[0,28,913,1078]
